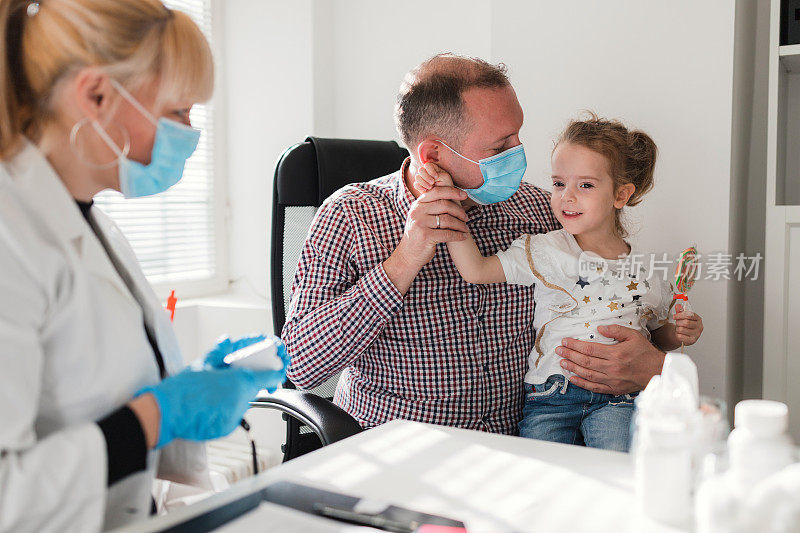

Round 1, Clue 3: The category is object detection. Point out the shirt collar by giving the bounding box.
[393,157,415,218]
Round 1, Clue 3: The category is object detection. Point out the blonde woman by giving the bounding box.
[0,1,286,530]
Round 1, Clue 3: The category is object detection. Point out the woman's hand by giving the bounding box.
[129,335,289,449]
[673,304,703,346]
[133,366,285,449]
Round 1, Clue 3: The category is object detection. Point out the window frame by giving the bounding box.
[149,0,229,302]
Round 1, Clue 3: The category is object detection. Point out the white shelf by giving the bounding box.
[784,205,800,224]
[780,44,800,72]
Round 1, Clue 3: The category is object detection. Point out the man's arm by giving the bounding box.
[282,201,403,390]
[283,186,469,389]
[556,324,665,395]
[414,162,504,284]
[383,186,470,293]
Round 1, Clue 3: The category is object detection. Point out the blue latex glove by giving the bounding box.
[203,334,290,380]
[138,334,288,448]
[203,334,265,369]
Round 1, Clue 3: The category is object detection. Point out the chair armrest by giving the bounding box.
[249,389,363,446]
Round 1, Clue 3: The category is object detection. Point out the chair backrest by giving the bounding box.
[271,136,408,384]
[270,137,408,461]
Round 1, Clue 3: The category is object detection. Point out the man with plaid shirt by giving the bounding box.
[283,54,667,434]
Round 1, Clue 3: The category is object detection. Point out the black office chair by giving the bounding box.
[250,136,409,461]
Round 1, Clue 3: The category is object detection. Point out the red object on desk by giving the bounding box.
[166,290,177,322]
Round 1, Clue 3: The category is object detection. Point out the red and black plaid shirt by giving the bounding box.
[283,158,559,434]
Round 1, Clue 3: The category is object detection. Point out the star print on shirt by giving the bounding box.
[632,294,641,301]
[600,279,610,286]
[576,276,590,289]
[626,281,639,291]
[608,302,619,311]
[583,296,591,303]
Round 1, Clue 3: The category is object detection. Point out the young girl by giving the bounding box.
[415,113,704,452]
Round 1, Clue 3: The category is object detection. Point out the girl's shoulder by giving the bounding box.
[505,229,577,268]
[528,230,584,279]
[528,228,579,255]
[514,229,579,284]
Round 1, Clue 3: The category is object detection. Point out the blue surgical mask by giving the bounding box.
[437,140,527,205]
[91,80,201,198]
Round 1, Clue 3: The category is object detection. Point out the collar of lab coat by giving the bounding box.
[8,140,137,306]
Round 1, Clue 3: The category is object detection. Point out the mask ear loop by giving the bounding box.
[435,139,480,165]
[69,117,130,170]
[109,79,159,127]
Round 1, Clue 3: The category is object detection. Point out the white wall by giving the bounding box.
[491,1,737,399]
[220,0,492,309]
[218,0,757,410]
[319,0,492,140]
[223,0,315,303]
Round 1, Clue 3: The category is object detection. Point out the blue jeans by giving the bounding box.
[518,374,637,452]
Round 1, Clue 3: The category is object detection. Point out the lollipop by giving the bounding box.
[671,246,699,351]
[674,246,699,295]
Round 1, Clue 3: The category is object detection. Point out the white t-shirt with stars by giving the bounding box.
[496,229,673,386]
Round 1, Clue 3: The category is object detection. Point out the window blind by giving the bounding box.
[94,0,220,287]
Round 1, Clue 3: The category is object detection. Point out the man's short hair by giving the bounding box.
[394,53,510,154]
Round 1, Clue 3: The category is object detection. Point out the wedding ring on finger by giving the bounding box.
[436,215,441,229]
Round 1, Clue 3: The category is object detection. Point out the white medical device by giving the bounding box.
[223,338,285,371]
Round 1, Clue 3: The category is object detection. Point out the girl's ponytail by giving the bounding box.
[625,130,657,207]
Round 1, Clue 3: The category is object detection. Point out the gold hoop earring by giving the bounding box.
[69,117,130,170]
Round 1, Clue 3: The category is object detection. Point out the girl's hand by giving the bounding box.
[673,303,703,346]
[414,162,455,194]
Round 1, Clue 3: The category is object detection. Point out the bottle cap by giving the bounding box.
[734,400,788,435]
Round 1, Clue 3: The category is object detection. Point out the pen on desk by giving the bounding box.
[312,504,419,533]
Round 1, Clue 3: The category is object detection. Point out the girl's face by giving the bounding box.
[550,142,631,237]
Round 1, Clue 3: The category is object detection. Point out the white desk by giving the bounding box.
[117,420,686,532]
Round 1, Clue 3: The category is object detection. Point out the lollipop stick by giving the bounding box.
[673,246,698,353]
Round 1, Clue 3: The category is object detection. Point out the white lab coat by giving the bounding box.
[0,141,210,532]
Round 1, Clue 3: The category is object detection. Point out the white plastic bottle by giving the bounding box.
[696,400,795,533]
[633,353,700,527]
[728,400,795,486]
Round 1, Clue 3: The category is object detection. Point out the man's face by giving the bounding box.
[440,85,524,190]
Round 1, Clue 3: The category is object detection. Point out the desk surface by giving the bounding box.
[118,420,685,533]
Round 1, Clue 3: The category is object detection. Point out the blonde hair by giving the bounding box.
[554,111,658,239]
[0,0,214,159]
